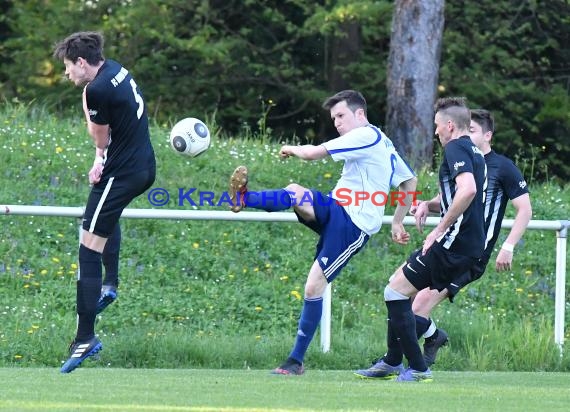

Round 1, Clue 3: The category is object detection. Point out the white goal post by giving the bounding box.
[1,205,568,352]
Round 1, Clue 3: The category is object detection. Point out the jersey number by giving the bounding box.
[389,153,397,187]
[130,79,144,119]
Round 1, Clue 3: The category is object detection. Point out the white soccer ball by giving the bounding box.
[169,117,211,157]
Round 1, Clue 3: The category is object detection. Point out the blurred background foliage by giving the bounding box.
[0,0,568,180]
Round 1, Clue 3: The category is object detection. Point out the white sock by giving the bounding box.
[423,319,437,339]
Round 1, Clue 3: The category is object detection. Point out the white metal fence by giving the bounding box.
[2,205,568,351]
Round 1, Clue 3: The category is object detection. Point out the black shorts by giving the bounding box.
[402,241,478,292]
[83,168,155,237]
[445,256,490,301]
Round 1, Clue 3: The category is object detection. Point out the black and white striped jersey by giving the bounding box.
[480,150,529,260]
[438,136,487,258]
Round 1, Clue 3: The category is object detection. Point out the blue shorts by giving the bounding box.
[295,190,369,283]
[83,168,155,238]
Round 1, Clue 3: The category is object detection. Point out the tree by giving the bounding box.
[0,0,13,98]
[385,0,445,171]
[439,0,570,182]
[1,0,568,179]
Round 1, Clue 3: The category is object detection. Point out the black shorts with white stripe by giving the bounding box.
[83,167,155,238]
[402,241,478,292]
[445,256,490,302]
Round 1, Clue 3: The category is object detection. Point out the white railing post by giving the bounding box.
[320,283,332,353]
[554,220,569,352]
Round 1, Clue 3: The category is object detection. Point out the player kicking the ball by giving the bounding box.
[228,90,417,375]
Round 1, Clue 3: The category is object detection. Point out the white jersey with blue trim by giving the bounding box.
[321,124,415,235]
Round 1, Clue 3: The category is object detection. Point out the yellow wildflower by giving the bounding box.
[291,290,302,300]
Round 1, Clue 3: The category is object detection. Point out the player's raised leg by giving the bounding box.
[228,166,297,213]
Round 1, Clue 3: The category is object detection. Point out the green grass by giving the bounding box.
[1,368,570,411]
[1,103,570,372]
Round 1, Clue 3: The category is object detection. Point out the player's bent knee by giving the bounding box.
[284,183,302,193]
[384,285,409,301]
[285,183,311,200]
[304,283,327,299]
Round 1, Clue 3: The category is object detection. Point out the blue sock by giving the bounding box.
[244,189,292,212]
[288,298,323,363]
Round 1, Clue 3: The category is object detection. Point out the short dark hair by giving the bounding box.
[470,109,495,134]
[434,97,470,130]
[322,90,367,116]
[53,31,105,65]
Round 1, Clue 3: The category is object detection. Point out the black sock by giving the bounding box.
[76,245,103,342]
[415,315,431,339]
[383,316,403,366]
[386,299,428,371]
[102,225,121,287]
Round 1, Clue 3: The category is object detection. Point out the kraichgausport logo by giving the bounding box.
[146,188,422,208]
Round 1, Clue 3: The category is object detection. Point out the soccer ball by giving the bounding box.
[169,117,211,157]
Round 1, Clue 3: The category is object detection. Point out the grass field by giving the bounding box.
[1,104,570,377]
[1,368,570,411]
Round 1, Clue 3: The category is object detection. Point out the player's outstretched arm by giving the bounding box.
[391,176,418,244]
[495,193,532,271]
[279,144,328,160]
[422,172,476,254]
[411,194,441,233]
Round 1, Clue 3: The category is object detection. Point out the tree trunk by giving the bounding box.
[329,20,361,93]
[317,20,362,143]
[386,0,445,170]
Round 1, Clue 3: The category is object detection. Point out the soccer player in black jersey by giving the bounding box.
[408,109,532,365]
[356,97,487,382]
[355,109,532,378]
[53,32,156,373]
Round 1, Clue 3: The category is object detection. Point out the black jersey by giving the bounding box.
[438,136,487,258]
[481,150,529,259]
[85,59,155,179]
